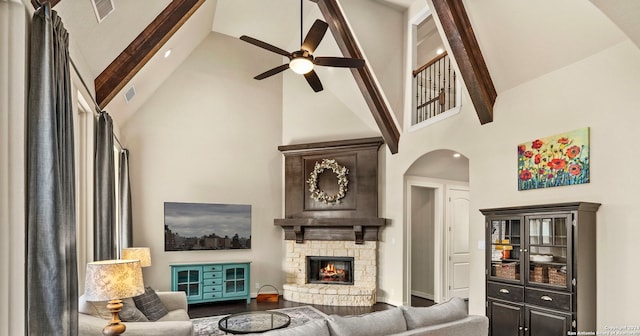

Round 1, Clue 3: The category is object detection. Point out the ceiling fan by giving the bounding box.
[239,1,365,92]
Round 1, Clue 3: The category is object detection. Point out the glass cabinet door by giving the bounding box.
[526,215,570,288]
[489,218,522,282]
[222,265,247,297]
[174,267,202,300]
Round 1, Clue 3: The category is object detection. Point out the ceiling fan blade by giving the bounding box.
[301,19,328,53]
[304,70,324,92]
[314,57,365,68]
[240,35,291,58]
[254,64,290,80]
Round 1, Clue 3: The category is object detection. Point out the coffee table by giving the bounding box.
[218,311,291,334]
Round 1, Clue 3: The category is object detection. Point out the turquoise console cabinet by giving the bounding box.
[170,261,251,304]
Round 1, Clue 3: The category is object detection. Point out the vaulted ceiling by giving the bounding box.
[52,0,640,151]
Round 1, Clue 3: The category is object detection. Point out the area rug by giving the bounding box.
[192,306,328,336]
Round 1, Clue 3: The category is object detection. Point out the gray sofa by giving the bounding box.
[261,297,488,336]
[79,291,193,336]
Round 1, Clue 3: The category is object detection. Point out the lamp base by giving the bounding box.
[102,299,126,336]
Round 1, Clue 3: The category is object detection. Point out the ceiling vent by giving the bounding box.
[91,0,115,23]
[124,85,136,103]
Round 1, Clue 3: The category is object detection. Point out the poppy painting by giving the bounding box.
[517,127,590,190]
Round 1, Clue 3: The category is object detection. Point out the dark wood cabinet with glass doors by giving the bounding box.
[481,202,599,336]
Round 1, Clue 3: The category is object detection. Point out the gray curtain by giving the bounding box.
[119,149,133,248]
[26,4,78,336]
[94,111,115,260]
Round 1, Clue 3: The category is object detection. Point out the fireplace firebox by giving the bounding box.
[306,256,354,285]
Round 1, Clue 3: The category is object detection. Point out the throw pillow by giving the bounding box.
[132,287,169,321]
[327,307,407,336]
[119,298,149,322]
[400,297,468,330]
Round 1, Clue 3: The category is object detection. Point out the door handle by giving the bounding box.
[541,295,553,301]
[499,288,510,294]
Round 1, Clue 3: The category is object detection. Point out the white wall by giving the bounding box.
[380,40,640,328]
[0,1,27,334]
[120,32,285,294]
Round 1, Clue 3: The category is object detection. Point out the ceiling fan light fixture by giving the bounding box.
[289,57,314,74]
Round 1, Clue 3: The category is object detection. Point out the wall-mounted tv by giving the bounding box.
[164,202,251,251]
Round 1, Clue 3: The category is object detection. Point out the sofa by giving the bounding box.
[261,297,488,336]
[79,291,194,336]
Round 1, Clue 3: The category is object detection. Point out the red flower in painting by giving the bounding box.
[547,158,566,170]
[539,168,545,175]
[518,145,526,155]
[557,137,569,144]
[520,170,532,181]
[534,154,541,164]
[524,151,533,158]
[566,145,581,159]
[569,164,582,176]
[548,174,554,179]
[532,139,543,149]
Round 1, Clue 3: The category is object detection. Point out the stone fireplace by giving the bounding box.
[283,241,376,306]
[275,138,386,307]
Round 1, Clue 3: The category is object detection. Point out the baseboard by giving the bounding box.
[411,290,434,301]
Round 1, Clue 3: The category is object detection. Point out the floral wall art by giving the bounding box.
[518,127,590,190]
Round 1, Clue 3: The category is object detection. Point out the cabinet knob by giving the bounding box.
[519,327,523,330]
[541,295,553,301]
[499,288,510,294]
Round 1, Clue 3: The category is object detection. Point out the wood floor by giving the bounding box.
[188,296,435,319]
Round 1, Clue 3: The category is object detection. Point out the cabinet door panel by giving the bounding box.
[488,299,523,336]
[526,306,572,336]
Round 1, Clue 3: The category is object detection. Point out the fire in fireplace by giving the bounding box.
[306,256,354,285]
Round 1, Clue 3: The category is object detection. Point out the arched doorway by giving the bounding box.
[404,149,470,304]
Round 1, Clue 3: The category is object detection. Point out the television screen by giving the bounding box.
[164,202,251,251]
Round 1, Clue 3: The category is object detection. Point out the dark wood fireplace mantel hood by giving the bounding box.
[274,137,386,244]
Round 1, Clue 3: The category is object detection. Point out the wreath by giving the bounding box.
[306,159,349,204]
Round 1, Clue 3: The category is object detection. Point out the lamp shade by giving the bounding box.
[84,260,145,301]
[121,247,152,267]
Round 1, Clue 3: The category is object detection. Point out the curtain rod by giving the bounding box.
[69,58,123,149]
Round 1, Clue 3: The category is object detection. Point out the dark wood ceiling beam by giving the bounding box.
[311,0,400,154]
[94,0,204,109]
[431,0,496,124]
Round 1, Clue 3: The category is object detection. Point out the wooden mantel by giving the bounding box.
[275,137,386,244]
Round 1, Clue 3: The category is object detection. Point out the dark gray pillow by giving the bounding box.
[132,287,169,321]
[119,300,149,322]
[327,307,407,336]
[400,297,468,330]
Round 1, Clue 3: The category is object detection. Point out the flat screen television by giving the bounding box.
[164,202,251,251]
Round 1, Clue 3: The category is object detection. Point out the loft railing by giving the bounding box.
[412,51,457,125]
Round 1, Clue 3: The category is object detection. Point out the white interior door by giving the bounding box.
[446,187,470,299]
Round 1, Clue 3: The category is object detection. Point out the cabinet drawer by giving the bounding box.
[487,282,524,303]
[202,292,222,300]
[203,271,222,279]
[203,285,222,293]
[203,278,222,286]
[203,265,223,272]
[525,288,572,312]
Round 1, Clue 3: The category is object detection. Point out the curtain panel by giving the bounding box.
[26,4,78,335]
[94,111,116,260]
[119,149,133,248]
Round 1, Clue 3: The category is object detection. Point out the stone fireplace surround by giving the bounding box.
[283,240,377,306]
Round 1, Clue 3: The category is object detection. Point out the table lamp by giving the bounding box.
[84,260,145,336]
[121,247,152,268]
